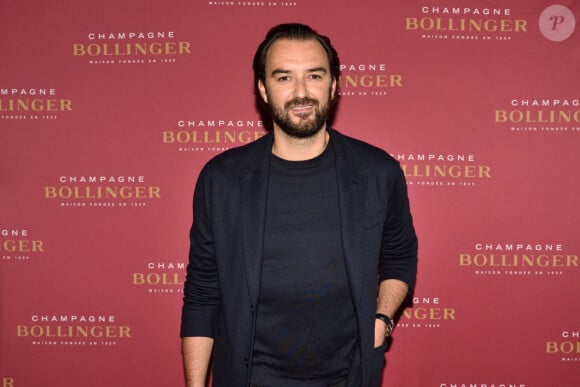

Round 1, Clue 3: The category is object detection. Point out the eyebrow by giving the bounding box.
[270,67,328,77]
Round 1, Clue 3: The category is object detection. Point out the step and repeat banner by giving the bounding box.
[1,0,579,386]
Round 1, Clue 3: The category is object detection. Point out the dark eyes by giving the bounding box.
[276,74,324,82]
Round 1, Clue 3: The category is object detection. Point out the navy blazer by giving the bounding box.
[181,128,418,387]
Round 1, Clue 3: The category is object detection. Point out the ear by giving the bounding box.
[331,77,338,99]
[257,79,268,103]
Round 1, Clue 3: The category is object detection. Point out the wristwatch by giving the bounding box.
[375,313,394,337]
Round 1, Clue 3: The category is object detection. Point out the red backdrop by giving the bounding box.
[1,1,579,386]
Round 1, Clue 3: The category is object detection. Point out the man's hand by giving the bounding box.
[374,318,387,348]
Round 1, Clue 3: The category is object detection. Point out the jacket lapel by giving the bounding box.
[240,134,273,306]
[333,131,367,304]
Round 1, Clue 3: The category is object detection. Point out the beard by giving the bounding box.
[266,89,334,139]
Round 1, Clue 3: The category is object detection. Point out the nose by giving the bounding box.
[293,76,308,98]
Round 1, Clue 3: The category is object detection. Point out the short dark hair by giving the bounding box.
[252,23,341,87]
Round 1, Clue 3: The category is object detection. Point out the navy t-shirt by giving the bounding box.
[251,142,358,386]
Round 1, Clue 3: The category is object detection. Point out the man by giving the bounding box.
[181,23,418,387]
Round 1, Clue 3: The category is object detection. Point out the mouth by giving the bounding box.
[288,99,317,117]
[290,104,314,112]
[284,98,318,119]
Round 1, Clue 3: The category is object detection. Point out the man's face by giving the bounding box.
[258,38,337,139]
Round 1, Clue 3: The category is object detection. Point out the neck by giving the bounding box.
[271,126,329,161]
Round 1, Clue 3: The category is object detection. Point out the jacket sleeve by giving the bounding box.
[378,163,418,292]
[180,163,221,338]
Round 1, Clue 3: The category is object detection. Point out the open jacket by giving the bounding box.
[181,128,418,387]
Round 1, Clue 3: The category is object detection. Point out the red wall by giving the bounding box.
[1,1,579,386]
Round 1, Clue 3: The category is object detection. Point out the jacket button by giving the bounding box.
[250,304,255,314]
[244,358,249,368]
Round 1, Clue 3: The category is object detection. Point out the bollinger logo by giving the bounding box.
[397,296,456,329]
[132,261,186,294]
[496,98,580,134]
[162,119,266,153]
[44,175,161,208]
[460,242,578,277]
[1,228,45,262]
[17,314,131,347]
[338,64,402,97]
[73,31,191,64]
[546,329,580,361]
[396,152,491,188]
[406,6,528,41]
[0,88,72,120]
